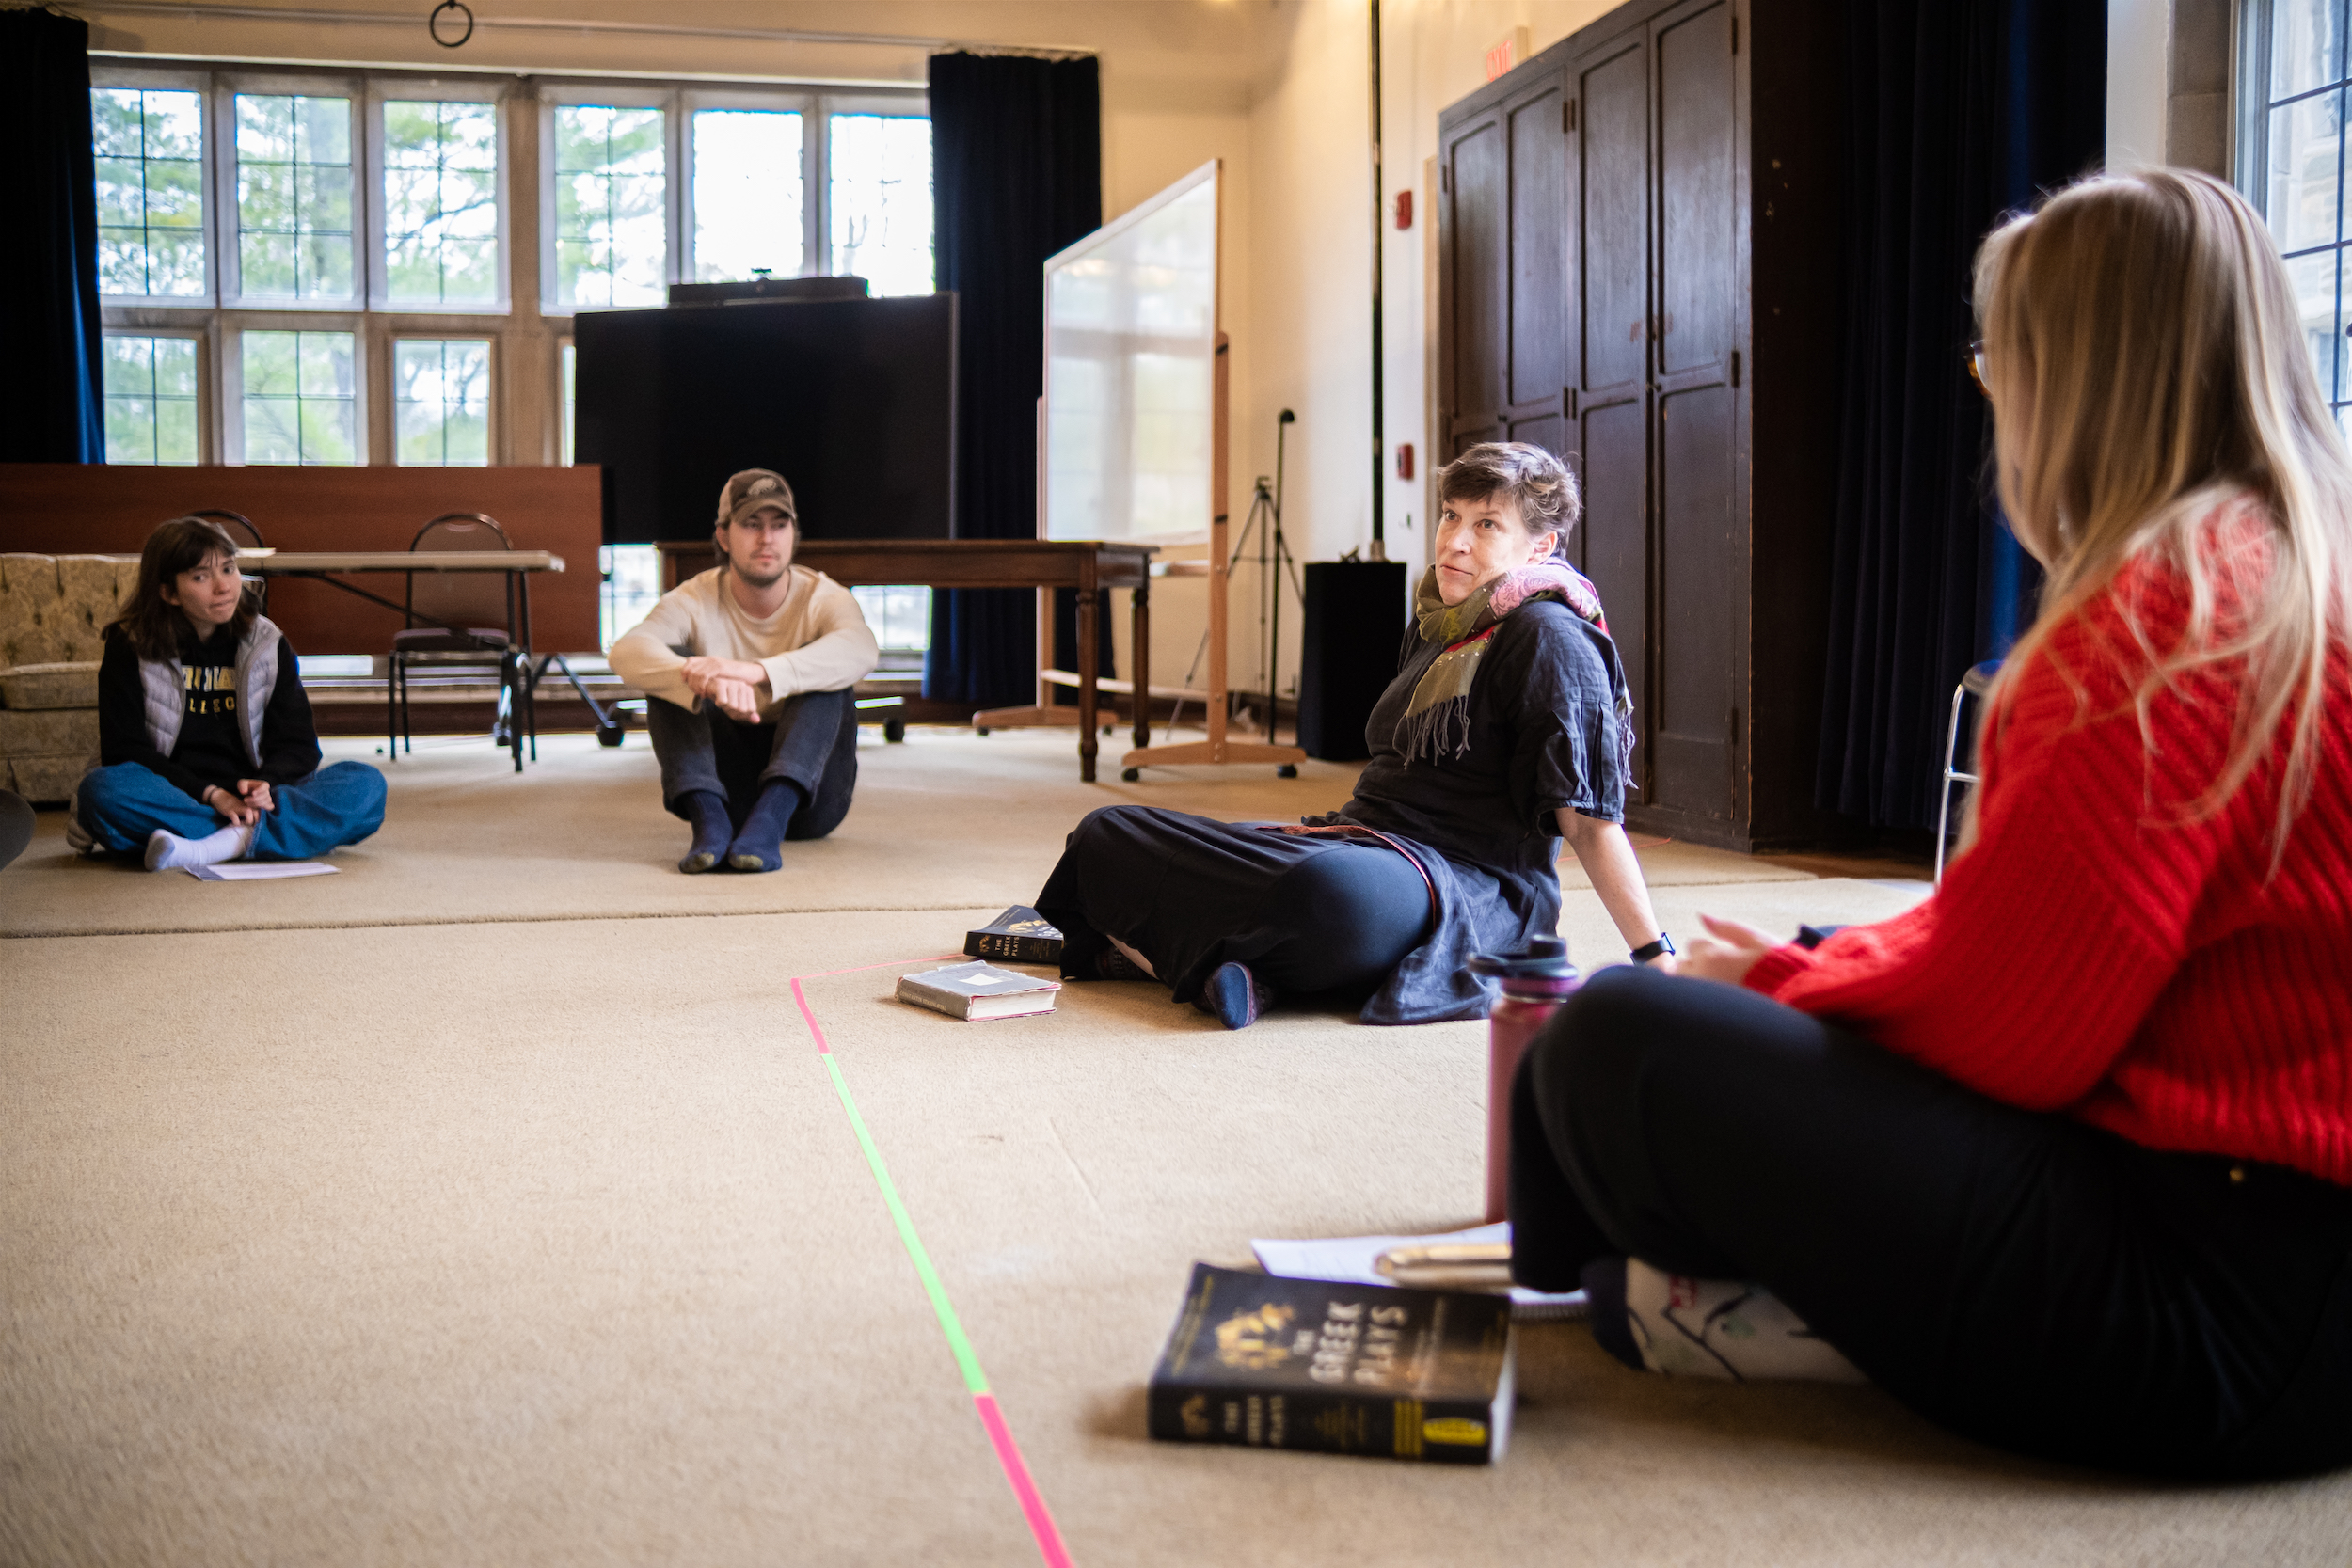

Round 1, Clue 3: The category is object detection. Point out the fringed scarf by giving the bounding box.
[1395,559,1635,775]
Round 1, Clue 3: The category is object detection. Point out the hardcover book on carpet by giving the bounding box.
[895,961,1060,1021]
[1147,1263,1515,1464]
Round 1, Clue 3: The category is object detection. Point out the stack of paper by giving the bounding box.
[1251,1221,1586,1320]
[186,862,340,882]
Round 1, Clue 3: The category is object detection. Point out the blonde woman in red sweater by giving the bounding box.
[1507,168,2352,1479]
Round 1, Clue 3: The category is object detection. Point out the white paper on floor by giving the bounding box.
[1252,1221,1586,1320]
[185,862,341,881]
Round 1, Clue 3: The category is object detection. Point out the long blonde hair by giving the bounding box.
[1970,169,2352,859]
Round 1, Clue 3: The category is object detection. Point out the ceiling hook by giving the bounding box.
[428,1,474,48]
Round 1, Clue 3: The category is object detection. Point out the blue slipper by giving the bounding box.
[1195,961,1272,1029]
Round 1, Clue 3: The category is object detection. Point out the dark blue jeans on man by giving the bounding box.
[644,686,858,841]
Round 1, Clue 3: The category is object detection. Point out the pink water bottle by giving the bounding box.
[1467,936,1581,1223]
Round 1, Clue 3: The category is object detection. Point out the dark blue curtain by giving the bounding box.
[1816,0,2106,831]
[923,53,1103,708]
[2,8,104,463]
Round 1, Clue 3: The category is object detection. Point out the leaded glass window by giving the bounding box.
[692,108,804,282]
[384,100,501,304]
[393,339,491,466]
[2245,0,2352,436]
[828,114,933,297]
[234,93,355,301]
[91,87,206,297]
[102,335,200,464]
[242,329,358,465]
[551,104,667,308]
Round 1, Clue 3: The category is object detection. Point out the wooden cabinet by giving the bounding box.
[1438,0,1844,850]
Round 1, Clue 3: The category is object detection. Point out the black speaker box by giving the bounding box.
[1297,560,1409,760]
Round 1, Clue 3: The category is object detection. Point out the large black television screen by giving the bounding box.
[574,294,957,545]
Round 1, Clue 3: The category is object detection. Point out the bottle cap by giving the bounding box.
[1465,935,1580,988]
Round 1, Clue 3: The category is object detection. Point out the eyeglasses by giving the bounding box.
[1964,340,1991,396]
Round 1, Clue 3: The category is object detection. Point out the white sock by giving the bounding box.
[145,822,255,872]
[1623,1258,1866,1383]
[1108,934,1158,978]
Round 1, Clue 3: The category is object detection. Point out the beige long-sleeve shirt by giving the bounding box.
[609,565,879,717]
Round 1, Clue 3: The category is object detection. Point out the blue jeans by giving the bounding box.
[77,761,387,860]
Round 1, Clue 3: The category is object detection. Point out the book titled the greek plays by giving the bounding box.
[1147,1263,1516,1465]
[895,961,1061,1022]
[963,906,1065,964]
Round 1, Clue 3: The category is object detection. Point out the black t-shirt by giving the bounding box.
[1338,599,1629,877]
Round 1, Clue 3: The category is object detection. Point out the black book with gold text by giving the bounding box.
[963,906,1064,964]
[1146,1263,1515,1464]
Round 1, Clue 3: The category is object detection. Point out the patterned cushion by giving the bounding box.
[0,662,103,710]
[0,555,137,669]
[4,755,92,805]
[0,708,100,757]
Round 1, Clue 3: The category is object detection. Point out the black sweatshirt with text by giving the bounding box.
[97,624,321,803]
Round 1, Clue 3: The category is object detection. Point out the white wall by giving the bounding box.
[1232,0,1617,697]
[2107,0,2172,170]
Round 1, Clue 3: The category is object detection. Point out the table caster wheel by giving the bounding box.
[1121,768,1140,783]
[596,722,625,748]
[977,726,990,736]
[1277,764,1298,779]
[883,718,907,743]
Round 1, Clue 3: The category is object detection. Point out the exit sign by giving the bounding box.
[1485,25,1531,81]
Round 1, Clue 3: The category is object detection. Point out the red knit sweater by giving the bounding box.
[1747,506,2352,1185]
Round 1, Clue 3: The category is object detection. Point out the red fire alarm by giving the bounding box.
[1396,443,1415,481]
[1394,190,1413,230]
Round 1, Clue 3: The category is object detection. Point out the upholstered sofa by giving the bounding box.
[0,555,138,803]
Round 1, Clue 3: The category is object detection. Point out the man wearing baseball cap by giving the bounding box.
[609,468,879,872]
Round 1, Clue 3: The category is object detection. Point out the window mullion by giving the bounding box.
[810,102,828,277]
[668,89,687,290]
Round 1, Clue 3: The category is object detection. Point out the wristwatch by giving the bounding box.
[1629,933,1677,964]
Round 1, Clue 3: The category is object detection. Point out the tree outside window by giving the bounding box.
[394,340,491,466]
[384,100,501,304]
[103,336,200,464]
[243,330,358,465]
[829,113,933,297]
[235,94,355,301]
[552,105,667,308]
[92,87,206,297]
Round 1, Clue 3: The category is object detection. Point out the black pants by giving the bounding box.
[1036,805,1432,1004]
[644,689,858,840]
[1508,965,2352,1480]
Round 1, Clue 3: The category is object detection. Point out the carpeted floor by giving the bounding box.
[5,729,2345,1566]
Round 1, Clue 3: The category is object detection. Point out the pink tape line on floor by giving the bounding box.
[789,962,1075,1568]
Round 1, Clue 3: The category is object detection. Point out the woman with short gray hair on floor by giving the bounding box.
[1509,169,2352,1479]
[1036,440,1672,1028]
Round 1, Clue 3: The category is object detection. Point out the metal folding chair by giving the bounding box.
[1933,659,2003,884]
[191,509,267,613]
[388,513,526,766]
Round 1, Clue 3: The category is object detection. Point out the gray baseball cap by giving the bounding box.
[715,468,798,530]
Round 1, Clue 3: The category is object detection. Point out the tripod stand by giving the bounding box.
[1186,476,1302,748]
[1118,352,1306,780]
